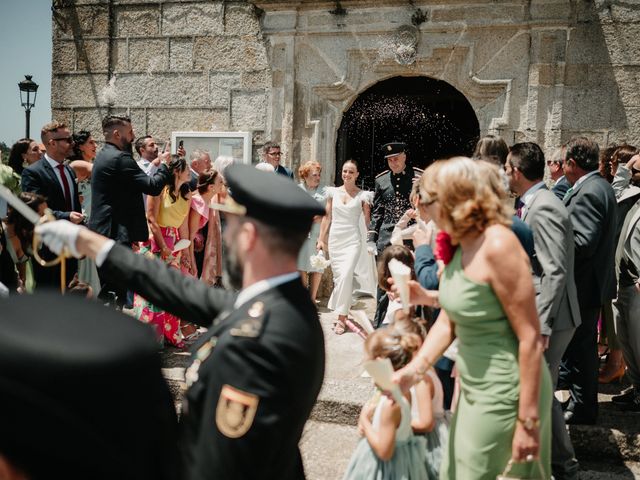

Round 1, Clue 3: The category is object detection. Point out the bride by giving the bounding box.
[318,159,377,335]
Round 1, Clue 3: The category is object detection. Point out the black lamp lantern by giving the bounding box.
[18,75,39,139]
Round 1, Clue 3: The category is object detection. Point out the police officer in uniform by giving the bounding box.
[367,142,423,327]
[35,164,327,480]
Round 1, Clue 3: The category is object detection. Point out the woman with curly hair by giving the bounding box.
[133,156,192,347]
[392,157,552,479]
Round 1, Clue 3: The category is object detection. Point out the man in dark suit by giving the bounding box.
[368,142,422,327]
[261,141,294,178]
[21,121,83,289]
[36,164,326,480]
[507,142,581,479]
[89,115,171,307]
[559,137,617,425]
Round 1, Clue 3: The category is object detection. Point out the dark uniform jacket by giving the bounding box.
[102,244,325,480]
[89,143,170,244]
[368,166,423,252]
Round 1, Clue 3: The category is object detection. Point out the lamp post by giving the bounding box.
[18,75,39,139]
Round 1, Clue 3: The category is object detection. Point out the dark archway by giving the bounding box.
[335,76,480,190]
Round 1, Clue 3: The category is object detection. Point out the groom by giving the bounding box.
[368,142,423,327]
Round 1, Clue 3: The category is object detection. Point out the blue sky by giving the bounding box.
[0,0,52,146]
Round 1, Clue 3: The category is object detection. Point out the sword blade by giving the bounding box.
[0,184,42,225]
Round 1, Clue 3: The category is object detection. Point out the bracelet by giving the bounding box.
[516,416,540,431]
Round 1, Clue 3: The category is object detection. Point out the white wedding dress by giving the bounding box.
[326,187,377,315]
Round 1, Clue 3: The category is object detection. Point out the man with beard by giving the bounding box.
[35,164,326,480]
[89,115,171,308]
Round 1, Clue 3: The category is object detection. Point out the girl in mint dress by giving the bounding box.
[343,329,428,480]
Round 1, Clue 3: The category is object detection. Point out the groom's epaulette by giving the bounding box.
[375,169,390,179]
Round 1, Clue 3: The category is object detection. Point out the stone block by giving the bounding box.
[51,109,74,128]
[72,108,105,134]
[170,38,194,70]
[612,66,640,107]
[224,4,260,35]
[562,87,612,130]
[262,11,298,31]
[241,69,270,89]
[529,0,571,21]
[231,90,267,130]
[80,40,110,72]
[161,2,223,36]
[194,36,268,71]
[116,5,160,37]
[608,4,640,24]
[566,24,611,65]
[111,73,209,107]
[51,74,110,108]
[272,70,284,88]
[431,4,525,23]
[537,64,555,86]
[209,72,241,108]
[145,108,230,140]
[113,39,129,71]
[601,22,640,64]
[531,30,567,64]
[52,41,78,72]
[52,5,110,38]
[128,38,168,72]
[564,64,589,86]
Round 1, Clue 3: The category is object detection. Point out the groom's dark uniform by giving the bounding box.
[96,165,326,479]
[368,142,422,327]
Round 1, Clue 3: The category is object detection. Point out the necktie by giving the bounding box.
[515,198,524,218]
[56,163,73,211]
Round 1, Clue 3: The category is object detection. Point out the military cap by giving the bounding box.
[0,292,178,480]
[212,163,326,231]
[382,141,407,158]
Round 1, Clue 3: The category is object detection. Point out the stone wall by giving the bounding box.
[51,0,270,161]
[51,0,640,178]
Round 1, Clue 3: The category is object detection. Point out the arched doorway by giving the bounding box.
[335,76,480,189]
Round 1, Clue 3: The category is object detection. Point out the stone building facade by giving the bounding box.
[51,0,640,184]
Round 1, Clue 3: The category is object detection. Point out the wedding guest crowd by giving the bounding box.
[4,107,640,480]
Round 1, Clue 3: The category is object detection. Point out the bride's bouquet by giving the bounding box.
[309,250,330,270]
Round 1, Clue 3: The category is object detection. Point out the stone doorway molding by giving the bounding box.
[309,45,511,182]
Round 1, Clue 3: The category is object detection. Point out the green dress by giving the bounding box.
[439,248,552,480]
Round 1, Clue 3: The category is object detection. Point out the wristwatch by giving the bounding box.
[517,416,540,431]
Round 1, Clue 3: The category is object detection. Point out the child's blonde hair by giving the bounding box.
[365,329,421,371]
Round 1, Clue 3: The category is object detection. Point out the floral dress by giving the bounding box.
[133,188,190,347]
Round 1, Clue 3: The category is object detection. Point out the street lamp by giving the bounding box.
[18,75,39,139]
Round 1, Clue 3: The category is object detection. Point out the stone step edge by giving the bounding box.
[163,371,640,463]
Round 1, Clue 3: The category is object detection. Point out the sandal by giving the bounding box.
[333,320,346,335]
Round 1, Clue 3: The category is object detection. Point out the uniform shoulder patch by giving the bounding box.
[229,301,266,338]
[216,384,259,438]
[375,169,390,179]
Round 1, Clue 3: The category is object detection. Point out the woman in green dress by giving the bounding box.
[392,157,552,479]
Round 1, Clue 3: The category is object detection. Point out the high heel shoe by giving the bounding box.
[598,363,626,384]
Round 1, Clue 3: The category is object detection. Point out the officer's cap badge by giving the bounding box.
[387,145,392,151]
[216,385,259,438]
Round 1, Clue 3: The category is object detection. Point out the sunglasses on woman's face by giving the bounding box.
[631,165,640,175]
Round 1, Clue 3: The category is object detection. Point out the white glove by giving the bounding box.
[366,241,377,256]
[35,220,82,258]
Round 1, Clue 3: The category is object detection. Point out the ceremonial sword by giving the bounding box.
[0,184,70,293]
